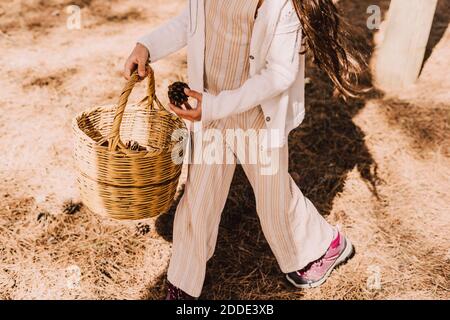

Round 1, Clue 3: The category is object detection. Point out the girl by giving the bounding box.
[124,0,365,300]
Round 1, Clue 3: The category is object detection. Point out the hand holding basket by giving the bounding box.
[73,66,187,220]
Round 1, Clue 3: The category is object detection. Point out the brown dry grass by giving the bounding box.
[0,0,145,35]
[0,0,449,300]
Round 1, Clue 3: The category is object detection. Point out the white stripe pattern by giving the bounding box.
[167,0,334,297]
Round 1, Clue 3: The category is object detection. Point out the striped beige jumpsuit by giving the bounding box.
[167,0,335,297]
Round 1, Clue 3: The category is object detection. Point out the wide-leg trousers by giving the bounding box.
[167,107,335,297]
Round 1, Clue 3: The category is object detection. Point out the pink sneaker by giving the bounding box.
[286,232,354,289]
[166,281,197,300]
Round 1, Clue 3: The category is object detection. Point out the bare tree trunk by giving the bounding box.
[374,0,438,91]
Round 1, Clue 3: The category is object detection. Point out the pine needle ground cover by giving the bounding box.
[0,0,448,299]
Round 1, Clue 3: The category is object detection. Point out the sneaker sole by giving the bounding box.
[286,238,355,289]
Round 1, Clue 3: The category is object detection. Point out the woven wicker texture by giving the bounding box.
[73,66,187,220]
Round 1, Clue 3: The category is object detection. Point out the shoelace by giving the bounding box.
[297,254,327,277]
[297,234,342,277]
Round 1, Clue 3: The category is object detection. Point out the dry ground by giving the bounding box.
[0,0,448,299]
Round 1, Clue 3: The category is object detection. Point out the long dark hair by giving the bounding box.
[292,0,369,98]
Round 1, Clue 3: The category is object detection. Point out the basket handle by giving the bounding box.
[102,64,164,152]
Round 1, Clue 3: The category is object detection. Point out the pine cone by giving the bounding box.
[126,140,145,151]
[168,82,190,107]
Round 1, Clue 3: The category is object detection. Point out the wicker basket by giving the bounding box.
[73,66,187,220]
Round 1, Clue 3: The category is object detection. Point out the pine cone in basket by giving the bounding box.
[126,140,146,151]
[168,82,190,107]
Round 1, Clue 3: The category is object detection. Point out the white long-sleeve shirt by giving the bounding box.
[138,0,305,149]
